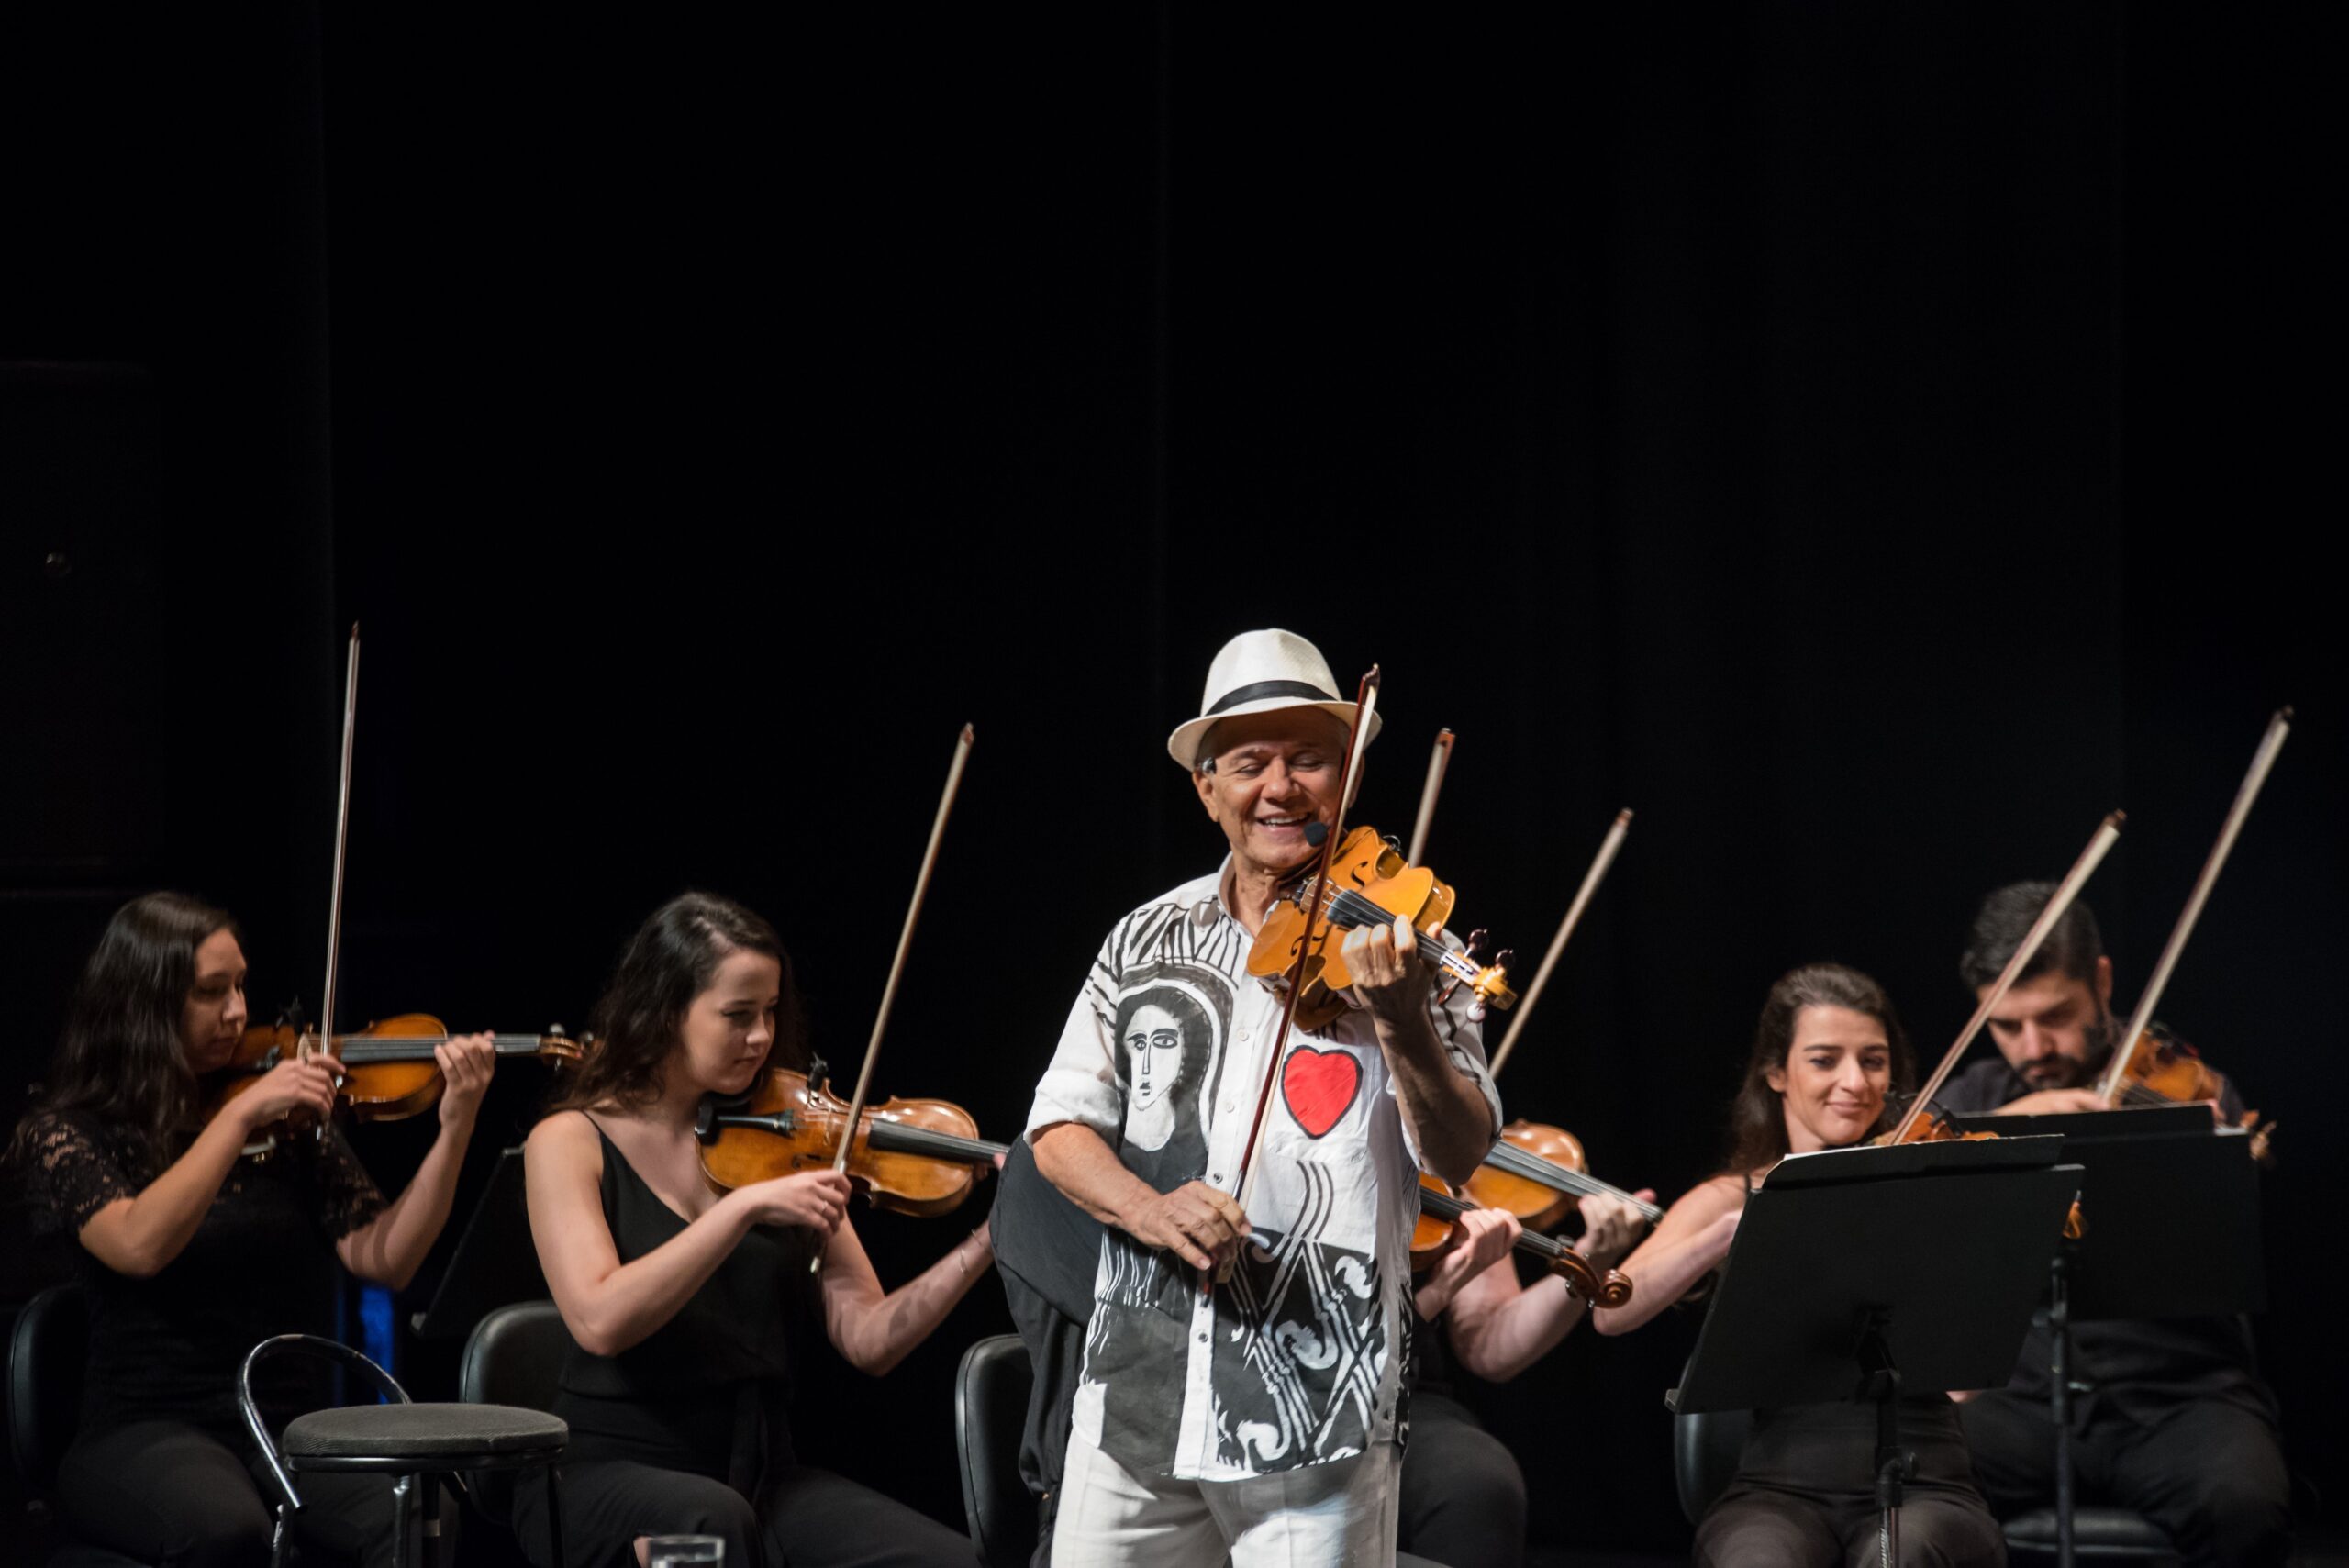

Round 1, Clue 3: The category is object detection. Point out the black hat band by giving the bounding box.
[1205,679,1340,716]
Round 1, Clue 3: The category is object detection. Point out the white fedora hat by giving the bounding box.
[1165,628,1382,770]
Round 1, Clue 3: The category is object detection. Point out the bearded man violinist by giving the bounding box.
[1025,628,1502,1568]
[1932,884,2290,1568]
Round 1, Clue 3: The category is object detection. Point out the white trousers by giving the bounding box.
[1051,1424,1401,1568]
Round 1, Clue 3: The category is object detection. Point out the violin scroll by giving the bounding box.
[1583,1262,1636,1311]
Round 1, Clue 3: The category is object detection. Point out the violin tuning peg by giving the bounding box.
[1464,927,1491,962]
[1493,948,1515,975]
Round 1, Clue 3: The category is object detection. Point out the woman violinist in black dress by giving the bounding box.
[517,892,988,1568]
[1590,963,2006,1568]
[13,891,498,1568]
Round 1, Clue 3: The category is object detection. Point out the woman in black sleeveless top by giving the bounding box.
[11,891,499,1568]
[1396,1184,1653,1568]
[517,893,988,1568]
[1590,964,2005,1568]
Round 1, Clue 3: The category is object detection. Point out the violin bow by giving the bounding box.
[1405,728,1454,867]
[1221,667,1382,1239]
[1891,810,2125,1143]
[2095,708,2292,1106]
[1488,808,1632,1080]
[309,625,362,1137]
[817,723,975,1272]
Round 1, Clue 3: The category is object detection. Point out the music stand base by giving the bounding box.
[2052,1241,2076,1568]
[1858,1314,1916,1568]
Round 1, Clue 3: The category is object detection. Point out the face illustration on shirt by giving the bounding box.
[1127,1004,1183,1112]
[1114,985,1218,1161]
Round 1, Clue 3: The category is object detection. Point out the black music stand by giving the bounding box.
[1669,1138,2080,1567]
[1949,1106,2265,1568]
[409,1148,548,1339]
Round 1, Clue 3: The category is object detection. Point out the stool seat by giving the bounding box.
[2005,1506,2178,1562]
[282,1402,567,1464]
[244,1334,566,1568]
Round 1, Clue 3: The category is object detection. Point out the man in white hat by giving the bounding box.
[1025,628,1502,1568]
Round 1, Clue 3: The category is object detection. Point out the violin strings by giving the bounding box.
[2114,1081,2200,1109]
[1483,1142,1663,1218]
[313,1035,551,1062]
[1319,887,1479,974]
[854,1118,1006,1164]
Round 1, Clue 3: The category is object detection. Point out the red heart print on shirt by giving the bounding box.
[1281,1046,1362,1139]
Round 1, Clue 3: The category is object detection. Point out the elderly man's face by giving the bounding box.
[1191,707,1351,878]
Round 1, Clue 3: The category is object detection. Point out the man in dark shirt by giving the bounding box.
[1935,882,2290,1567]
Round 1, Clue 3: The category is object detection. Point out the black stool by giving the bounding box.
[240,1332,568,1568]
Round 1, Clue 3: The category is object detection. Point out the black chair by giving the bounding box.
[1673,1396,2179,1564]
[953,1334,1036,1568]
[2002,1507,2180,1565]
[6,1284,146,1568]
[1671,1401,1753,1525]
[457,1300,574,1532]
[240,1333,567,1568]
[458,1300,572,1416]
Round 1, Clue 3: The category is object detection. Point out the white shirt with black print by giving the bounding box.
[1024,862,1502,1483]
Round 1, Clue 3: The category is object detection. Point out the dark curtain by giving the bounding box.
[6,5,2337,1551]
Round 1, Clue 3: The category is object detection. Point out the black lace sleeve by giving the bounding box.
[19,1113,138,1237]
[306,1125,388,1240]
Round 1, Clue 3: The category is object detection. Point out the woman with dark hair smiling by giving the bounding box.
[1592,963,2006,1568]
[12,891,497,1567]
[516,891,985,1568]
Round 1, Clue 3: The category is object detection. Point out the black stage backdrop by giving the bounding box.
[5,6,2340,1553]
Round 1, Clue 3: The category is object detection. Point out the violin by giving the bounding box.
[207,1015,584,1127]
[1876,1103,2000,1146]
[1410,1173,1633,1307]
[1246,824,1518,1033]
[1464,1120,1664,1230]
[2098,1025,2270,1158]
[695,1062,1003,1219]
[2104,1026,2234,1109]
